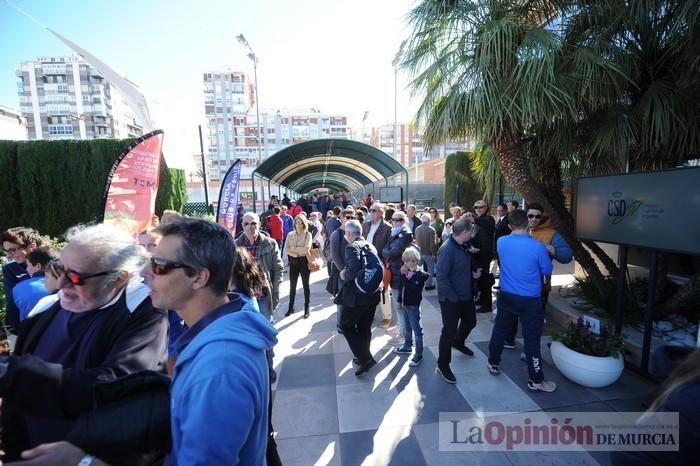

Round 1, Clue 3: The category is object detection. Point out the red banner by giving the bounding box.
[102,130,164,238]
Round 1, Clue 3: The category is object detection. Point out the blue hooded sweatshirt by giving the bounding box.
[169,297,278,465]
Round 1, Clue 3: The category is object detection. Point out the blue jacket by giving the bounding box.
[13,273,49,322]
[436,235,476,303]
[382,225,416,290]
[550,231,573,264]
[170,298,278,465]
[2,260,29,331]
[281,214,294,238]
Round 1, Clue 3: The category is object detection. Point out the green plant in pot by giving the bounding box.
[550,317,626,388]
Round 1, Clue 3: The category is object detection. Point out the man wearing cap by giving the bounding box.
[472,200,496,313]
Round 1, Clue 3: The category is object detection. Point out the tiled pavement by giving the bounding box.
[270,270,658,466]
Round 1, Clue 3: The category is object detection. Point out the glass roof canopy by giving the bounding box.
[251,138,407,210]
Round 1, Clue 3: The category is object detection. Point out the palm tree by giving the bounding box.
[403,0,621,287]
[404,0,700,289]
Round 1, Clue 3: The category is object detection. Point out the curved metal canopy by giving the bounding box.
[253,138,406,193]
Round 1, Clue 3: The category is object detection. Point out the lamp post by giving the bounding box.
[237,33,264,210]
[392,40,407,165]
[361,110,369,143]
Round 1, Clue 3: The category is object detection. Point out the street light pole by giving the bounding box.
[392,40,407,169]
[362,110,369,144]
[237,33,264,210]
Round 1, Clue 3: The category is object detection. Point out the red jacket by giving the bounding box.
[289,204,303,218]
[267,214,284,241]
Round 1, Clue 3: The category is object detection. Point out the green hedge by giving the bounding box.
[443,151,483,209]
[0,138,186,237]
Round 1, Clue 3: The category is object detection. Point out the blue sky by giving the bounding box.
[0,0,419,168]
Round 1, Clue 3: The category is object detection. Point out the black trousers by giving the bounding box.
[340,305,374,364]
[437,299,476,367]
[504,290,549,343]
[288,256,310,309]
[478,259,494,310]
[489,291,546,383]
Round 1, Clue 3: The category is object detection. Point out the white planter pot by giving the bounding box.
[550,341,624,388]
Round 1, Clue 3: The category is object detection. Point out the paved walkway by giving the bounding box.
[270,269,657,466]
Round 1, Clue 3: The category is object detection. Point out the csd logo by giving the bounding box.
[608,198,643,225]
[608,199,627,217]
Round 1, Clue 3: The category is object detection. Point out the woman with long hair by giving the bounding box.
[283,213,313,318]
[230,246,267,309]
[429,207,444,246]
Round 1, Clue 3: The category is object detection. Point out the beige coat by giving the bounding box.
[284,230,312,258]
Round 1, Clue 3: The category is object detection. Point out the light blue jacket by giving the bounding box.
[170,301,278,465]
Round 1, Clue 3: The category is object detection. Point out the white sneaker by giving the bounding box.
[527,380,557,392]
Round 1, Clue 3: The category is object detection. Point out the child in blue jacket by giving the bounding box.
[395,247,429,366]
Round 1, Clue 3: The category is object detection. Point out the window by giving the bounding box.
[57,84,69,93]
[47,124,73,135]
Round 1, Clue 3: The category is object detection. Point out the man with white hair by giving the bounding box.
[337,220,382,376]
[0,223,168,460]
[362,203,392,327]
[414,213,437,291]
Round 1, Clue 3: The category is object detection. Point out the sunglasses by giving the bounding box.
[150,256,194,276]
[51,261,115,286]
[47,259,62,278]
[3,246,23,254]
[295,220,304,225]
[345,216,355,220]
[527,214,543,219]
[474,205,486,209]
[243,222,258,226]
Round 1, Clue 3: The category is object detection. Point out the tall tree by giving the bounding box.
[404,0,700,290]
[403,0,621,288]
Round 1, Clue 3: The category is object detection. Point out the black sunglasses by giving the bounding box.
[52,261,115,286]
[150,256,194,276]
[527,214,543,219]
[243,221,258,226]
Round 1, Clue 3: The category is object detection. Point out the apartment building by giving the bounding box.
[16,56,144,140]
[203,70,351,180]
[359,123,471,167]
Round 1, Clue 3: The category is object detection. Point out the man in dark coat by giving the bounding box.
[362,203,392,327]
[472,199,496,313]
[493,203,510,270]
[281,193,292,208]
[336,220,381,376]
[0,223,168,460]
[435,217,481,384]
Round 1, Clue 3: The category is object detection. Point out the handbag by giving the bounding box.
[307,247,323,272]
[383,259,392,290]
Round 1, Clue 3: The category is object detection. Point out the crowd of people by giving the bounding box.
[0,192,695,465]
